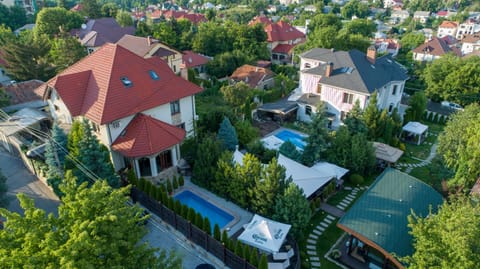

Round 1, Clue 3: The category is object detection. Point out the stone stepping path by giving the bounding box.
[306,186,368,267]
[396,142,438,174]
[306,215,336,268]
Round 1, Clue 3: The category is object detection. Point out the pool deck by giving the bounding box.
[261,127,307,151]
[176,177,253,237]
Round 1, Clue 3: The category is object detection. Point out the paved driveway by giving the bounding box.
[0,149,227,268]
[144,214,227,269]
[0,149,60,215]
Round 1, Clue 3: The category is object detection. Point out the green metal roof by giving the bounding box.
[338,168,444,258]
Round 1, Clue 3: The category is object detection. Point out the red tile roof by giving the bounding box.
[439,21,458,28]
[272,44,296,54]
[3,80,45,105]
[182,50,210,68]
[248,15,272,26]
[44,43,202,125]
[149,10,207,24]
[70,3,82,11]
[264,21,305,42]
[111,113,185,157]
[230,64,275,89]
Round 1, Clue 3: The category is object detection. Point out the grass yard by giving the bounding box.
[299,211,345,269]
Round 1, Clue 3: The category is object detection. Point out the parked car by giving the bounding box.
[441,101,464,111]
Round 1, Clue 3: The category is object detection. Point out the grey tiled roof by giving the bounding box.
[301,48,409,94]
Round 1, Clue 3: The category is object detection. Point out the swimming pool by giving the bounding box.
[275,129,307,150]
[174,190,234,230]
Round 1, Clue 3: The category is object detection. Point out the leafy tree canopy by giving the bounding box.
[405,195,480,269]
[0,174,182,268]
[437,104,480,189]
[341,0,370,19]
[421,54,480,106]
[35,7,83,38]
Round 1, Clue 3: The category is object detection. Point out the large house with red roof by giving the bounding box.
[41,43,202,178]
[250,16,305,65]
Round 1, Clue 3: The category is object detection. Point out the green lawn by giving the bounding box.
[299,211,345,269]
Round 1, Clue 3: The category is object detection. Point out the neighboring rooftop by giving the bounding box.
[230,64,275,89]
[182,50,210,68]
[300,48,409,94]
[39,43,202,125]
[438,20,458,28]
[338,168,443,264]
[264,20,305,42]
[2,80,44,106]
[412,37,461,57]
[71,18,135,47]
[116,34,179,58]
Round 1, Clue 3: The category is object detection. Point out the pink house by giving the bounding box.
[293,47,409,128]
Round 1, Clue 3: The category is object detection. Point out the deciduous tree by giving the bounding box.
[437,104,480,189]
[116,10,134,27]
[35,7,83,38]
[405,195,480,269]
[49,31,87,73]
[0,174,182,268]
[422,54,480,105]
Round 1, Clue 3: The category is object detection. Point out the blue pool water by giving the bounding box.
[174,190,234,229]
[275,130,307,150]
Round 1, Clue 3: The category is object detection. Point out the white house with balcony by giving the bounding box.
[293,47,408,128]
[41,43,202,178]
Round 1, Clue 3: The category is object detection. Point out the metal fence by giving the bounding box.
[131,187,258,269]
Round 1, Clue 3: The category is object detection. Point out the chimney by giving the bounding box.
[367,46,376,64]
[325,62,333,77]
[147,36,152,46]
[180,67,189,81]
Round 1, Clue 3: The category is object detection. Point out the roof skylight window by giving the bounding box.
[149,70,159,80]
[121,77,133,87]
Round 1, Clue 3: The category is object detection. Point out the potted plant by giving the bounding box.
[331,249,341,259]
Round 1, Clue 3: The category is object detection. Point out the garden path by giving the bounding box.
[396,141,438,174]
[306,186,366,268]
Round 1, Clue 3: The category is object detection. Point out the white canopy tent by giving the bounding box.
[401,121,428,145]
[234,149,335,198]
[311,162,349,179]
[238,214,291,253]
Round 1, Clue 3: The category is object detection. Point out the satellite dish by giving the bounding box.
[81,23,87,29]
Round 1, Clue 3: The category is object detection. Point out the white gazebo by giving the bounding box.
[401,121,428,145]
[238,214,291,253]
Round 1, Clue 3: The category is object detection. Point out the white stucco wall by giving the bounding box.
[48,90,73,125]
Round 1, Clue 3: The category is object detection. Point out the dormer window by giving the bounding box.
[121,77,132,87]
[149,70,159,80]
